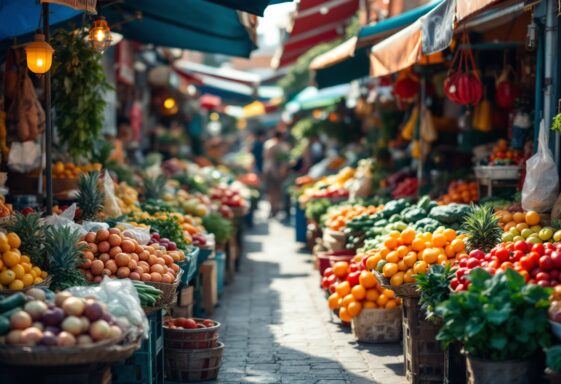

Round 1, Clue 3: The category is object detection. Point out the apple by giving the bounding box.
[539,256,554,271]
[469,250,485,260]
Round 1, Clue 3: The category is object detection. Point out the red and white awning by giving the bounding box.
[272,0,359,68]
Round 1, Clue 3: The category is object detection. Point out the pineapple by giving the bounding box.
[143,174,167,200]
[462,205,502,253]
[77,171,104,221]
[5,212,48,269]
[44,226,87,291]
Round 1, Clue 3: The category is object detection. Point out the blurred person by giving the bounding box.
[251,128,266,174]
[263,131,289,218]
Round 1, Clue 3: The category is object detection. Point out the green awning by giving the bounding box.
[286,84,350,112]
[206,0,293,16]
[106,0,256,57]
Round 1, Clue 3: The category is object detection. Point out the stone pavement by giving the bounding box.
[209,208,406,384]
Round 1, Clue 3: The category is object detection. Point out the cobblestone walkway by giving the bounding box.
[211,208,406,384]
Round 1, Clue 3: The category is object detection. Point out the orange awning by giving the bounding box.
[456,0,499,21]
[309,37,357,70]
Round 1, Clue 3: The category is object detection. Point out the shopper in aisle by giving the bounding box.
[263,130,289,218]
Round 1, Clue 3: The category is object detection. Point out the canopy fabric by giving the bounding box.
[313,48,369,89]
[286,84,350,111]
[195,75,283,104]
[200,94,222,110]
[456,0,499,21]
[273,0,359,68]
[0,0,80,40]
[310,37,357,70]
[174,60,261,86]
[105,0,256,57]
[205,0,292,16]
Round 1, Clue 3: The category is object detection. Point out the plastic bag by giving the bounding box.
[82,221,109,233]
[103,171,122,218]
[68,277,148,340]
[117,222,151,245]
[43,203,85,234]
[7,141,40,173]
[522,120,559,213]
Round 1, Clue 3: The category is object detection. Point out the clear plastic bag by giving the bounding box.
[82,221,109,233]
[522,120,559,213]
[103,171,123,218]
[117,222,151,245]
[68,277,148,340]
[43,203,85,234]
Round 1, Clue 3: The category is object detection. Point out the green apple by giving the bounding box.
[502,233,514,242]
[530,225,542,233]
[527,236,543,244]
[509,228,520,236]
[513,236,525,242]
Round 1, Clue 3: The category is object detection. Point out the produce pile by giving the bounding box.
[0,232,48,291]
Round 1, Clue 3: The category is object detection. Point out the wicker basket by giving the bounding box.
[351,307,402,343]
[164,319,221,350]
[0,276,52,297]
[374,271,420,298]
[164,342,224,382]
[0,334,124,366]
[144,269,183,310]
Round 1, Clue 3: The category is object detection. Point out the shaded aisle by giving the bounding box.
[211,206,406,384]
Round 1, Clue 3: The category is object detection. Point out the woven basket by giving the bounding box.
[164,319,221,350]
[165,342,224,382]
[0,334,124,366]
[144,269,183,310]
[374,271,420,298]
[0,276,52,297]
[351,307,402,343]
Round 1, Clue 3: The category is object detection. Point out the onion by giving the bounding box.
[11,311,32,330]
[62,316,83,336]
[108,325,123,340]
[80,317,91,333]
[24,300,48,321]
[62,297,85,317]
[32,322,44,331]
[44,326,61,335]
[40,331,58,346]
[90,320,110,341]
[83,300,103,321]
[42,308,65,326]
[55,292,73,307]
[6,330,23,345]
[26,288,46,301]
[57,331,76,347]
[77,334,94,346]
[21,327,43,345]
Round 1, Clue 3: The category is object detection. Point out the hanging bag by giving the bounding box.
[521,120,559,212]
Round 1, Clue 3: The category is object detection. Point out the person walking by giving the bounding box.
[263,131,289,218]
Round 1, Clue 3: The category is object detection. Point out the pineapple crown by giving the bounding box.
[77,171,104,221]
[143,174,167,200]
[5,212,48,268]
[462,204,502,253]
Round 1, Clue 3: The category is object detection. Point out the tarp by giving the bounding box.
[105,0,256,57]
[206,0,292,16]
[286,84,350,112]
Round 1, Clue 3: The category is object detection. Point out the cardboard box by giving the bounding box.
[179,286,194,307]
[200,260,217,314]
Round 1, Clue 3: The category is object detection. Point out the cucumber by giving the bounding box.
[0,316,9,336]
[0,293,26,314]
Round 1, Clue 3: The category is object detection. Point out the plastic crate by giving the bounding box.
[215,251,226,297]
[112,310,164,384]
[402,297,445,384]
[295,202,307,243]
[180,247,200,286]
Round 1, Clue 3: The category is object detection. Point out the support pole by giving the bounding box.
[417,75,425,197]
[43,3,53,215]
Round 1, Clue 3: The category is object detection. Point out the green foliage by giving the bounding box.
[142,174,167,200]
[77,171,104,221]
[202,212,233,245]
[546,346,561,373]
[51,28,112,161]
[140,199,174,214]
[305,198,331,223]
[416,264,455,321]
[45,226,88,291]
[552,113,561,134]
[462,204,502,253]
[133,216,186,249]
[435,268,551,361]
[5,212,48,269]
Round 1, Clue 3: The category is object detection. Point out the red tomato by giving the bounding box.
[519,256,532,271]
[469,250,485,260]
[511,250,524,262]
[532,243,545,255]
[539,256,554,271]
[450,278,460,290]
[495,247,509,263]
[346,271,361,287]
[323,268,334,278]
[203,319,214,328]
[551,251,561,268]
[467,258,480,269]
[536,272,550,282]
[514,241,529,253]
[528,252,540,268]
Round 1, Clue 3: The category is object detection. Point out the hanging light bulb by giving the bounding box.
[89,16,112,53]
[163,97,177,110]
[526,19,537,51]
[25,32,55,74]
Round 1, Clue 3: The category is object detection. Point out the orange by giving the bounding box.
[386,251,399,263]
[11,264,24,279]
[443,228,456,241]
[384,237,398,250]
[413,260,428,274]
[328,293,341,310]
[422,249,438,264]
[20,256,30,263]
[384,289,396,299]
[504,222,516,231]
[431,234,447,248]
[21,263,31,273]
[363,301,377,309]
[40,271,48,279]
[396,245,409,257]
[347,301,362,317]
[388,231,401,239]
[339,307,352,322]
[332,261,349,278]
[525,211,541,226]
[501,212,513,223]
[0,259,3,270]
[33,277,44,285]
[7,233,21,249]
[0,233,9,253]
[351,285,366,300]
[21,274,34,287]
[376,293,389,307]
[335,281,351,297]
[513,212,526,223]
[404,269,416,283]
[9,279,24,290]
[366,255,381,270]
[390,272,404,286]
[400,228,416,244]
[342,294,355,308]
[382,263,399,278]
[379,248,390,258]
[411,238,426,252]
[397,260,408,271]
[365,289,379,302]
[451,239,465,253]
[385,299,398,309]
[445,244,456,258]
[403,252,417,268]
[3,251,20,268]
[0,269,15,285]
[359,271,376,288]
[438,254,448,265]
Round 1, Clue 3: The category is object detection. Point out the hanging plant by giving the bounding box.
[51,27,112,161]
[444,31,482,106]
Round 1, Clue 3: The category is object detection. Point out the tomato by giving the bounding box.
[551,251,561,268]
[537,280,550,287]
[551,270,559,280]
[469,250,485,260]
[532,243,545,255]
[519,256,532,271]
[346,271,361,287]
[329,284,337,293]
[349,264,360,273]
[450,278,460,290]
[467,258,480,269]
[321,277,330,289]
[500,262,514,271]
[456,268,468,278]
[495,247,509,263]
[323,268,334,278]
[528,252,540,268]
[203,319,214,328]
[539,256,554,271]
[514,241,529,253]
[459,259,467,268]
[511,250,524,262]
[536,272,550,282]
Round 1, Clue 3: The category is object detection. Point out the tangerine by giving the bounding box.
[3,251,20,268]
[0,233,9,253]
[382,263,399,278]
[7,233,21,249]
[376,293,388,307]
[359,271,376,288]
[431,234,447,248]
[339,307,352,322]
[328,293,340,310]
[400,228,416,244]
[365,289,379,302]
[525,211,541,226]
[9,279,24,290]
[351,285,366,300]
[363,301,377,309]
[385,300,398,309]
[11,264,24,279]
[335,281,351,297]
[413,260,428,274]
[390,272,404,286]
[0,269,15,285]
[342,294,355,308]
[332,261,349,278]
[347,301,362,317]
[21,274,34,287]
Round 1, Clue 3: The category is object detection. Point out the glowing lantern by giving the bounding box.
[25,33,54,74]
[89,17,112,53]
